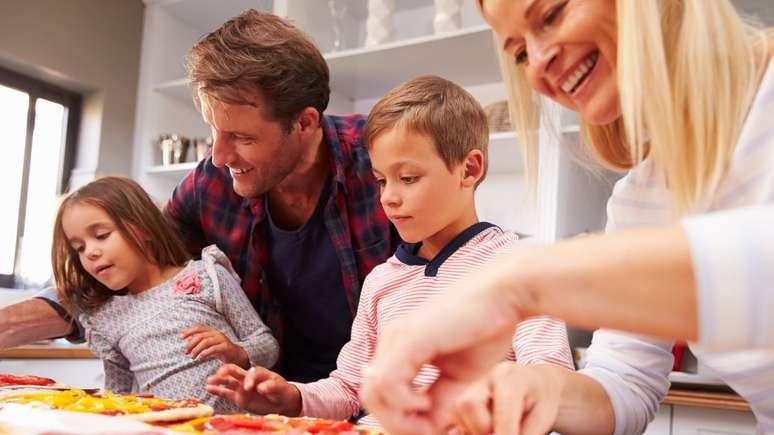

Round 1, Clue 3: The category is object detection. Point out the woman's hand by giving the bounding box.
[181,325,249,369]
[360,253,533,435]
[450,362,566,435]
[206,364,302,416]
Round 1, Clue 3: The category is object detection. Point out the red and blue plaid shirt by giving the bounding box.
[164,114,399,340]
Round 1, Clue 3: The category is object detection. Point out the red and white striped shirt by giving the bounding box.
[292,224,574,426]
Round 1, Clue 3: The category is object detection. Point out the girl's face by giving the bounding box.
[61,202,155,294]
[481,0,620,125]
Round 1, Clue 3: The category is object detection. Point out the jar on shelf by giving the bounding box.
[193,136,213,161]
[158,134,190,166]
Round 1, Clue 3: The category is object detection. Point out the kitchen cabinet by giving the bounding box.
[131,0,617,242]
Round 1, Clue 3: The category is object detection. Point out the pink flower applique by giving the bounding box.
[174,271,200,295]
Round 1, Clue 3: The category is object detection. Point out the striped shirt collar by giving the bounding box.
[395,222,498,277]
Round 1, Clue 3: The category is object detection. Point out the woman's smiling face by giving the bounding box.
[481,0,621,125]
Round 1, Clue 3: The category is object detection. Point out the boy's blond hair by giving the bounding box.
[365,75,489,186]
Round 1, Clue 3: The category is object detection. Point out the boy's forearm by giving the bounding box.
[0,298,74,349]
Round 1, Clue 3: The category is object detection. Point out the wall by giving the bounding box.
[0,0,145,187]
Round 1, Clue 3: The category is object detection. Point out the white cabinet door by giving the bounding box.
[644,405,672,435]
[0,358,104,389]
[672,406,757,435]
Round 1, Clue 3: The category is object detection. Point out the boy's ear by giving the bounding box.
[461,149,485,188]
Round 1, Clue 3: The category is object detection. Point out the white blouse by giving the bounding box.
[580,58,774,435]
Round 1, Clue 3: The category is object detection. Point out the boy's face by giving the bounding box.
[370,127,479,250]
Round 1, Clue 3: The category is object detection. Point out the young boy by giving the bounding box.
[206,75,573,426]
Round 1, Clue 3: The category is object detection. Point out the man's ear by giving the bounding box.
[461,149,485,188]
[296,106,321,135]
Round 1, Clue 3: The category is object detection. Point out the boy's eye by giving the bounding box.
[400,176,418,184]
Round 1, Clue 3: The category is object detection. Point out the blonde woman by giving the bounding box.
[359,1,774,434]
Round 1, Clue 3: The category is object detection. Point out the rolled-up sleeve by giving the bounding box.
[579,330,673,435]
[33,287,84,343]
[683,205,774,351]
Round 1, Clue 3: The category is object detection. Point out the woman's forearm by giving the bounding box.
[503,225,698,342]
[553,370,616,435]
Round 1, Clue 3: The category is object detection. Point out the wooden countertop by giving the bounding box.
[664,389,751,412]
[0,341,95,359]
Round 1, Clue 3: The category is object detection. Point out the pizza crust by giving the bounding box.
[122,403,214,423]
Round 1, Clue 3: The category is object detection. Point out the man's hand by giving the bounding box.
[206,364,302,416]
[181,325,250,369]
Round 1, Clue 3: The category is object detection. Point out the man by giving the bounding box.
[0,9,397,383]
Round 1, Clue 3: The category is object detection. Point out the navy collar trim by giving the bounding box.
[395,222,498,277]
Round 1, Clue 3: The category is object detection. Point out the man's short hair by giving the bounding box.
[365,75,489,185]
[186,9,330,132]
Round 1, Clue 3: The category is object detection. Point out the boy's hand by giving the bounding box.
[206,364,302,416]
[181,325,249,369]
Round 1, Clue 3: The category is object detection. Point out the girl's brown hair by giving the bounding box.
[52,176,191,313]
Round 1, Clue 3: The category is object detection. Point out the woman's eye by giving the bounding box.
[514,49,528,65]
[73,246,84,253]
[374,178,386,187]
[544,1,567,26]
[96,232,110,240]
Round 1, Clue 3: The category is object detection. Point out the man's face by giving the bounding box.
[198,90,305,198]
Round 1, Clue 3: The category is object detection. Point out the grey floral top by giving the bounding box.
[80,245,279,413]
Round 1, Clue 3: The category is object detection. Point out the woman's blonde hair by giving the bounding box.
[496,0,772,214]
[52,176,191,312]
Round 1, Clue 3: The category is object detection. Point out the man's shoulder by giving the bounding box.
[324,113,367,153]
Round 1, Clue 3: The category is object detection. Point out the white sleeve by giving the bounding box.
[682,205,774,351]
[579,330,674,435]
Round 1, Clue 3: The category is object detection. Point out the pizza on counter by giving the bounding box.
[168,413,384,434]
[0,389,213,423]
[0,374,59,388]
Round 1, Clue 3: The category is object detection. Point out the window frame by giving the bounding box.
[0,66,81,288]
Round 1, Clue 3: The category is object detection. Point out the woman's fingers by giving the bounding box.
[452,381,493,435]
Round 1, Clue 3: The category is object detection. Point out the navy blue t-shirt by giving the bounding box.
[264,177,353,382]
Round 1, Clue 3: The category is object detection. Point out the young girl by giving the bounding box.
[51,176,279,413]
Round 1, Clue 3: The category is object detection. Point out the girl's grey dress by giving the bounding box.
[80,245,279,413]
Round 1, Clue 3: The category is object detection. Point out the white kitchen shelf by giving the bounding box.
[145,162,197,180]
[326,24,500,101]
[153,78,193,104]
